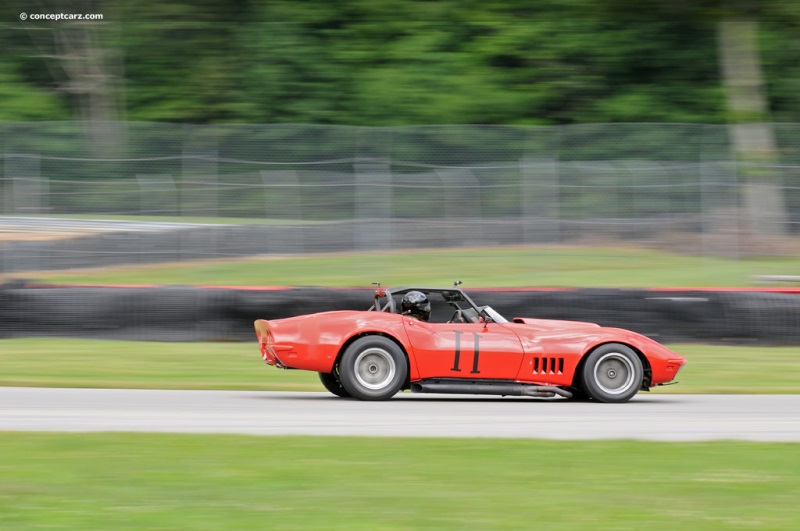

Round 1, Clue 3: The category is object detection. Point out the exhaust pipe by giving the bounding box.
[411,380,572,399]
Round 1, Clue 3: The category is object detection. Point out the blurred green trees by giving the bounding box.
[0,0,799,125]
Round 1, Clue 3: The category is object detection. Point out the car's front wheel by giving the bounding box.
[581,343,643,403]
[318,370,350,398]
[338,336,407,401]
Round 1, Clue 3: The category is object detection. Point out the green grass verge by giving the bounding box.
[2,339,799,394]
[0,339,320,392]
[11,246,800,287]
[1,433,798,530]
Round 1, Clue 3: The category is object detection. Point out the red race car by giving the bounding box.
[254,285,686,403]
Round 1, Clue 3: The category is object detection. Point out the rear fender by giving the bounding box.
[256,312,416,375]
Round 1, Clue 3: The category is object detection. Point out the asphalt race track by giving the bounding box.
[2,387,799,441]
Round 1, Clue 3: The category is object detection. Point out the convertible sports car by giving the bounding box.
[254,284,686,403]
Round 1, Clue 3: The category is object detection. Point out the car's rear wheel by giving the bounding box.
[339,336,407,401]
[318,370,350,398]
[581,343,643,403]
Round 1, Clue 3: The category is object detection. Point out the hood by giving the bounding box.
[511,317,602,330]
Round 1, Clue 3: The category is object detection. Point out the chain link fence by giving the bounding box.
[2,122,800,275]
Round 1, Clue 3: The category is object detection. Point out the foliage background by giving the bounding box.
[2,0,799,126]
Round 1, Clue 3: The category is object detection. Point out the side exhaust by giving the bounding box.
[410,379,573,399]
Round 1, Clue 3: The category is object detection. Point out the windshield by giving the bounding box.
[370,287,510,324]
[480,306,508,323]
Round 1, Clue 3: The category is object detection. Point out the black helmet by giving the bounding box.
[401,290,431,321]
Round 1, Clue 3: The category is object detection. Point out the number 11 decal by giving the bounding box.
[451,331,481,374]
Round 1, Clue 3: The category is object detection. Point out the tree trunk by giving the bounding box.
[718,15,787,238]
[51,12,125,157]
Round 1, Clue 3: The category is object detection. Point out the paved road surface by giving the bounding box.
[1,387,798,441]
[0,216,216,234]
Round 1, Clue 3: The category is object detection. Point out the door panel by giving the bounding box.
[403,319,524,380]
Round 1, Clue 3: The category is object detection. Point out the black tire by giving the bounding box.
[338,336,407,401]
[318,370,351,398]
[581,343,643,403]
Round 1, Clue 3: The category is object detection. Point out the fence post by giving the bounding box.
[136,174,178,263]
[5,154,45,215]
[181,125,219,261]
[521,155,560,245]
[355,161,392,251]
[259,169,304,254]
[436,168,482,246]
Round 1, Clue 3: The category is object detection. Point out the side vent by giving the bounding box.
[532,357,565,375]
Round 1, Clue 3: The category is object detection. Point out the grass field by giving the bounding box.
[1,338,799,394]
[10,246,800,287]
[0,433,798,530]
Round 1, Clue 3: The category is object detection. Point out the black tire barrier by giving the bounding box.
[1,285,800,344]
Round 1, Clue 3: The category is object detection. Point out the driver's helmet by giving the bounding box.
[401,290,431,321]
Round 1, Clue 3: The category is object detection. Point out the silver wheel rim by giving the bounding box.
[354,348,396,390]
[594,352,635,395]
